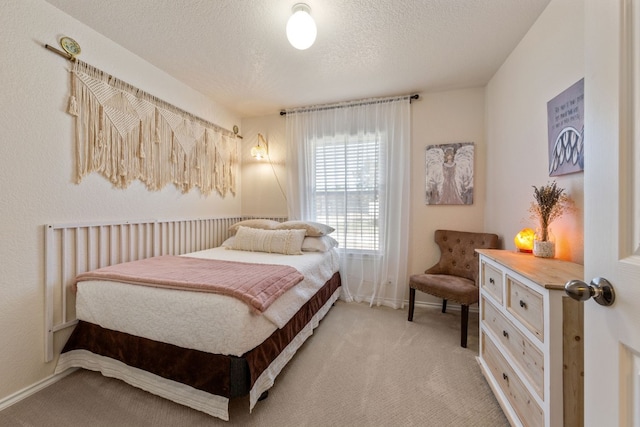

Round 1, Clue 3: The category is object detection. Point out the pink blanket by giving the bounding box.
[75,255,304,313]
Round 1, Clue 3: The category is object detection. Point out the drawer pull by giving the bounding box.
[502,373,509,381]
[519,300,527,309]
[489,278,495,284]
[502,330,509,338]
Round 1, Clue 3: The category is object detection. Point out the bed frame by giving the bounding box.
[44,216,286,363]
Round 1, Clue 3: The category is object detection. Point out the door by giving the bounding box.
[584,0,640,425]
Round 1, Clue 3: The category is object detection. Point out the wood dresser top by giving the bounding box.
[476,249,584,291]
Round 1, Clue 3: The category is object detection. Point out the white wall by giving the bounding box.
[240,114,288,217]
[408,89,489,286]
[485,0,584,264]
[0,0,241,401]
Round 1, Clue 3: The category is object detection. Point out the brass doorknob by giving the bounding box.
[564,277,615,306]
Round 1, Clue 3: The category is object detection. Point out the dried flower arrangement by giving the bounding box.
[529,181,570,242]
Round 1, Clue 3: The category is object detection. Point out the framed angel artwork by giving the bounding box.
[425,142,474,205]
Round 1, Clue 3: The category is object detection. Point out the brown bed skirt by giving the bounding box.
[60,271,341,399]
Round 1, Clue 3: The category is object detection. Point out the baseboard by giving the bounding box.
[340,295,479,314]
[0,368,77,411]
[412,300,480,314]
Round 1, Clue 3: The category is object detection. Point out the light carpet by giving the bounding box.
[0,301,508,426]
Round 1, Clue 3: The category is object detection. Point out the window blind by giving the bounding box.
[314,135,380,251]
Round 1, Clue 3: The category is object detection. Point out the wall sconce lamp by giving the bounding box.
[514,228,535,253]
[286,3,317,50]
[251,134,268,160]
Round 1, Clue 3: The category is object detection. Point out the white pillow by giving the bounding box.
[221,236,235,248]
[231,226,306,255]
[274,220,335,237]
[228,219,281,234]
[301,236,339,252]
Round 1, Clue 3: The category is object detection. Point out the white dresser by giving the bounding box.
[476,249,584,427]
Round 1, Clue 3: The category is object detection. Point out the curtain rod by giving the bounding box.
[42,43,243,138]
[279,94,419,116]
[45,43,75,60]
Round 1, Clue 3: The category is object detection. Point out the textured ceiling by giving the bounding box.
[45,0,550,118]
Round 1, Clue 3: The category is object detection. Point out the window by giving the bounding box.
[285,96,410,307]
[314,134,381,251]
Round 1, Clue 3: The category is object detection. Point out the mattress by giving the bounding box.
[56,275,342,420]
[55,245,342,420]
[75,247,340,356]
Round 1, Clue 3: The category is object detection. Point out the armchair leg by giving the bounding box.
[461,305,469,348]
[408,287,416,321]
[442,299,448,313]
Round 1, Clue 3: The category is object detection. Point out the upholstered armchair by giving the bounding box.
[408,230,500,348]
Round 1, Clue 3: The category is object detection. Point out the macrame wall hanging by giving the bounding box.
[67,59,237,196]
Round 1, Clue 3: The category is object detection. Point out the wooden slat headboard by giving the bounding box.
[44,216,286,362]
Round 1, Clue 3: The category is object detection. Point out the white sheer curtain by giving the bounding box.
[285,96,411,308]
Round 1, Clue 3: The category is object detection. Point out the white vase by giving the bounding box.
[533,228,555,258]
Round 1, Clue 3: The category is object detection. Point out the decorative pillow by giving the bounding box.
[221,236,235,248]
[228,219,281,235]
[231,226,306,255]
[301,236,339,252]
[274,220,335,237]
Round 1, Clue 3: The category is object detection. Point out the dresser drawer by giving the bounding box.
[482,297,544,398]
[506,276,544,341]
[481,261,503,304]
[482,332,544,427]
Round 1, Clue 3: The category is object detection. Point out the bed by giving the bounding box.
[51,218,341,421]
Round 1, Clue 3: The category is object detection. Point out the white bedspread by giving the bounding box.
[75,247,340,357]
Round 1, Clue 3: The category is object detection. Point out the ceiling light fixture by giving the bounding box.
[286,3,317,50]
